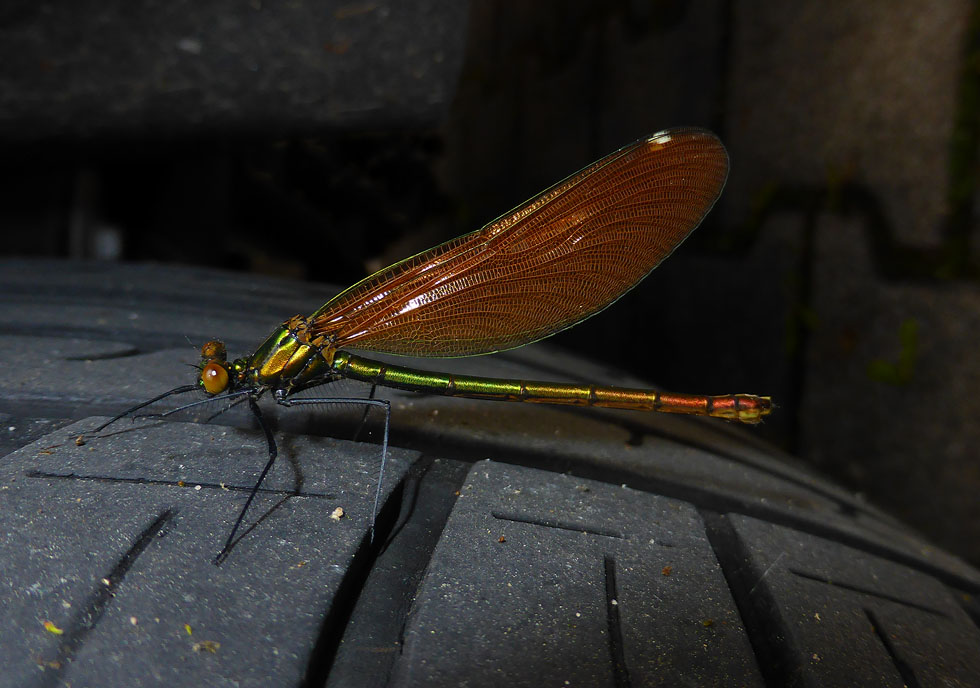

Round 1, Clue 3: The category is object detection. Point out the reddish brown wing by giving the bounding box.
[310,128,729,357]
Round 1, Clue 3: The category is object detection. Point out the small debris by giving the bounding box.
[176,37,203,55]
[322,39,352,54]
[43,620,63,635]
[101,578,111,586]
[192,640,220,653]
[74,435,86,447]
[330,507,345,521]
[662,566,672,576]
[177,481,186,487]
[194,485,202,491]
[184,624,193,636]
[498,535,506,543]
[130,616,138,626]
[702,618,714,627]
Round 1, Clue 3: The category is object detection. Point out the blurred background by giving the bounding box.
[1,1,978,565]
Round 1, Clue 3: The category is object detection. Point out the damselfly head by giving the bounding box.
[199,340,233,395]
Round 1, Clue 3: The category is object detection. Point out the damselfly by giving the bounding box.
[90,128,771,563]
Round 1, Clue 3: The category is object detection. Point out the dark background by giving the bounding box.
[2,1,978,565]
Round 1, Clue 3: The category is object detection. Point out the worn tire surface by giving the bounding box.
[1,259,979,687]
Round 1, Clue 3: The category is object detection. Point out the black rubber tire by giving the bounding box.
[2,259,979,687]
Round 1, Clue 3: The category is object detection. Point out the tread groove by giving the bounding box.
[27,469,337,499]
[701,509,800,688]
[303,479,409,686]
[603,555,632,688]
[38,509,175,687]
[491,511,625,539]
[790,569,946,616]
[865,607,921,688]
[320,457,469,687]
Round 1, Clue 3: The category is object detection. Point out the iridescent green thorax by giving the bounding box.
[241,315,335,392]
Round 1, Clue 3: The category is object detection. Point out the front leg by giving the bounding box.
[215,395,278,565]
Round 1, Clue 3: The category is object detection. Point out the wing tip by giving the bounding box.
[643,127,729,186]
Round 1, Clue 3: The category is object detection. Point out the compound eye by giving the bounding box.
[201,362,229,395]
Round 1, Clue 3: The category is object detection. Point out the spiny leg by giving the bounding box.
[203,394,251,425]
[214,396,278,565]
[277,395,391,545]
[88,384,199,434]
[351,383,378,443]
[134,389,250,423]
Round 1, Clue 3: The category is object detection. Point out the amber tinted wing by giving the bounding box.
[310,128,729,357]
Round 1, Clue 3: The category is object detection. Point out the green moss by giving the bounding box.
[867,318,919,385]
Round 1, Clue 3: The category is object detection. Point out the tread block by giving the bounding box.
[393,460,764,687]
[0,418,417,687]
[722,514,980,686]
